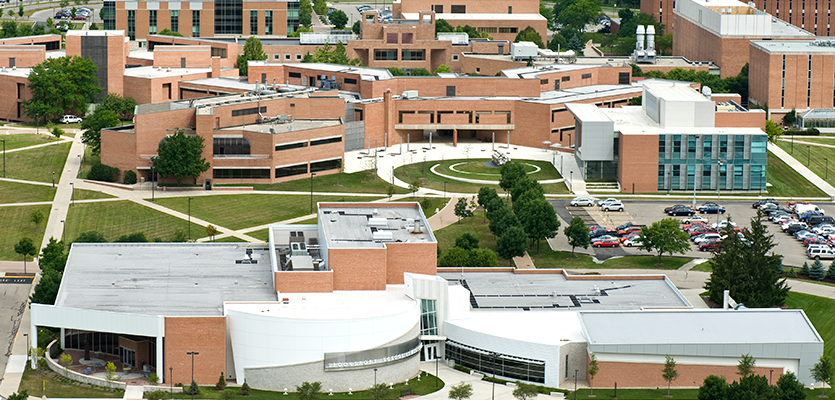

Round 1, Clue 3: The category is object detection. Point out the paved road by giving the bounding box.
[0,277,33,381]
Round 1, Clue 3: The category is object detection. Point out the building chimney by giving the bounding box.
[636,25,645,51]
[211,56,221,78]
[646,25,656,52]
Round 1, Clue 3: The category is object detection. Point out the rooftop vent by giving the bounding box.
[412,218,422,233]
[372,231,394,241]
[369,217,388,227]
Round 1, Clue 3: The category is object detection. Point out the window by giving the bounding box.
[673,135,682,156]
[401,50,425,60]
[310,158,341,173]
[8,58,14,68]
[344,77,357,84]
[420,299,438,335]
[310,136,343,146]
[496,111,511,123]
[214,0,243,35]
[540,79,549,84]
[162,83,171,99]
[275,141,308,151]
[446,340,545,384]
[387,33,398,44]
[433,4,443,12]
[561,76,570,82]
[127,10,135,40]
[102,1,116,30]
[658,136,666,157]
[734,136,745,158]
[374,50,397,60]
[478,27,497,33]
[446,86,455,96]
[231,106,266,117]
[265,10,273,35]
[211,47,227,58]
[213,168,270,179]
[250,10,258,35]
[702,136,712,158]
[296,54,302,60]
[508,5,512,13]
[402,32,413,43]
[275,164,308,177]
[192,10,200,36]
[451,5,466,13]
[149,10,157,35]
[274,54,281,60]
[452,54,459,61]
[475,111,491,123]
[398,110,415,123]
[687,136,696,155]
[618,72,630,85]
[289,71,301,78]
[751,138,766,153]
[499,27,518,33]
[581,73,592,79]
[287,1,299,34]
[719,135,728,153]
[170,10,179,32]
[214,137,251,155]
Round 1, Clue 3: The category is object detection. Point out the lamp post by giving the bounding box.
[61,220,65,239]
[186,351,199,400]
[491,352,497,400]
[22,333,28,365]
[574,369,578,400]
[310,172,316,214]
[188,197,194,241]
[435,356,439,389]
[52,171,55,188]
[807,145,811,166]
[170,367,173,400]
[569,171,573,193]
[374,368,377,386]
[692,135,699,208]
[1,138,5,178]
[769,369,774,385]
[69,182,74,207]
[443,180,447,199]
[150,160,156,202]
[826,158,829,180]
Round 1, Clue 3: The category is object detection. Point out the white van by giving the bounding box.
[808,246,835,260]
[795,204,824,215]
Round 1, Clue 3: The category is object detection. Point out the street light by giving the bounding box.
[807,145,811,166]
[69,182,74,207]
[826,158,829,180]
[374,368,377,386]
[1,138,5,178]
[150,159,156,202]
[569,171,573,193]
[186,351,199,400]
[310,172,317,214]
[574,369,578,400]
[188,197,194,241]
[692,135,700,208]
[61,220,65,239]
[52,171,55,188]
[491,352,497,400]
[22,333,28,365]
[769,369,774,385]
[170,366,173,400]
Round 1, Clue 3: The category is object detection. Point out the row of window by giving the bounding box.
[273,53,306,61]
[275,136,343,151]
[397,110,511,124]
[213,159,342,179]
[374,50,425,61]
[231,106,266,117]
[445,340,546,384]
[476,27,519,33]
[658,135,765,160]
[125,9,201,39]
[657,164,767,190]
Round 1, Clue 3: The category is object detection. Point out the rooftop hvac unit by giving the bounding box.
[372,231,394,241]
[369,217,388,227]
[413,218,422,233]
[402,90,418,99]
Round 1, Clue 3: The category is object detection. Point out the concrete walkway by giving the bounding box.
[768,143,835,198]
[419,361,564,400]
[2,137,73,154]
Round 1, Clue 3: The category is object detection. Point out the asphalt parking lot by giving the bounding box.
[550,198,835,267]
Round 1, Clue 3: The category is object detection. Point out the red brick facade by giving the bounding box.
[164,316,227,386]
[590,359,781,388]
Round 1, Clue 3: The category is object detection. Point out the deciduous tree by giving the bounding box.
[513,26,544,48]
[775,371,805,400]
[448,382,473,400]
[497,226,527,261]
[30,210,44,231]
[236,36,267,76]
[765,120,783,144]
[14,237,36,271]
[367,383,389,400]
[698,375,728,400]
[75,230,107,243]
[488,204,519,237]
[454,197,474,223]
[329,9,348,29]
[737,353,756,377]
[587,353,599,396]
[638,218,690,264]
[22,56,101,122]
[511,381,539,400]
[564,216,590,256]
[81,105,121,154]
[499,162,526,196]
[454,233,479,250]
[811,356,833,397]
[728,374,774,400]
[662,354,679,396]
[153,131,210,185]
[516,197,560,252]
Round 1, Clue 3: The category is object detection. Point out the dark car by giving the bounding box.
[615,222,644,231]
[809,215,835,227]
[699,239,724,252]
[753,198,778,208]
[592,237,620,247]
[700,205,726,214]
[664,204,689,213]
[688,226,715,236]
[697,202,720,211]
[668,207,696,216]
[590,229,615,239]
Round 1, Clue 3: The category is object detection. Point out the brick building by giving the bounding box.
[748,0,835,36]
[640,0,676,32]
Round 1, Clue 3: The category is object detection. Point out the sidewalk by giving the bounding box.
[768,143,835,198]
[418,361,564,400]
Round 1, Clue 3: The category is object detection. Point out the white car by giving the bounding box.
[623,237,643,247]
[597,198,619,207]
[694,233,722,244]
[682,215,708,224]
[570,196,597,207]
[61,115,82,124]
[711,220,737,230]
[602,201,624,212]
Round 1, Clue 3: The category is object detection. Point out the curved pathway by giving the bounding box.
[429,163,564,185]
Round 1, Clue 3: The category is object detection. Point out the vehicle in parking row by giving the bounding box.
[602,201,624,212]
[570,196,597,207]
[617,226,642,237]
[699,239,723,252]
[682,215,708,225]
[597,198,620,206]
[592,237,620,247]
[622,236,643,247]
[752,199,778,208]
[699,204,726,214]
[808,246,835,260]
[616,222,643,231]
[694,233,722,244]
[667,206,696,216]
[61,115,82,123]
[664,204,689,213]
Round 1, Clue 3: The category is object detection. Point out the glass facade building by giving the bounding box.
[214,0,243,34]
[102,1,116,30]
[287,1,300,34]
[445,340,546,383]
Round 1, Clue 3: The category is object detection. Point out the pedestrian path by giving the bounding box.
[768,143,835,198]
[0,177,56,187]
[418,361,564,400]
[3,137,73,153]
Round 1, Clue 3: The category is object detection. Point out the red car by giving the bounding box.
[617,226,642,237]
[804,237,829,247]
[619,232,639,243]
[688,226,715,236]
[592,237,620,247]
[682,221,708,230]
[699,239,723,252]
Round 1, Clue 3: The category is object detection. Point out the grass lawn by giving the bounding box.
[785,291,835,361]
[532,248,691,270]
[64,200,205,242]
[395,196,450,218]
[434,211,512,267]
[0,204,51,260]
[434,159,561,181]
[17,367,124,398]
[690,262,713,272]
[153,194,383,231]
[783,137,835,145]
[5,141,70,183]
[168,371,442,399]
[72,189,116,200]
[240,170,409,194]
[0,180,56,203]
[572,388,701,399]
[772,144,835,196]
[77,145,101,180]
[395,160,568,195]
[213,236,250,243]
[0,133,61,150]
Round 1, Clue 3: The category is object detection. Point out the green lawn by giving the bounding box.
[5,142,70,183]
[168,372,442,399]
[0,134,61,150]
[785,291,835,361]
[395,196,450,218]
[434,211,512,267]
[783,137,835,145]
[0,204,51,261]
[436,159,561,181]
[77,145,101,180]
[395,160,569,195]
[64,200,205,243]
[0,180,56,203]
[773,143,835,196]
[572,388,701,399]
[17,367,124,399]
[690,262,713,272]
[239,170,409,194]
[153,194,383,231]
[213,236,250,243]
[72,189,116,200]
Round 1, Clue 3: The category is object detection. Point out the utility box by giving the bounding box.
[511,42,538,61]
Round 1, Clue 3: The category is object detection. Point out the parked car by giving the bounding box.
[620,232,640,243]
[592,237,620,247]
[682,221,708,230]
[616,222,643,231]
[785,223,809,235]
[622,236,643,247]
[597,197,620,207]
[711,220,737,230]
[699,239,723,252]
[589,226,615,238]
[808,215,835,227]
[664,204,689,213]
[602,201,624,212]
[617,226,642,237]
[688,226,715,236]
[668,206,696,216]
[752,198,778,208]
[700,204,726,214]
[570,196,597,207]
[61,115,82,123]
[694,233,722,244]
[697,202,720,211]
[808,246,835,260]
[682,215,708,225]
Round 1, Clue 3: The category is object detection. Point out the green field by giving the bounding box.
[785,291,835,361]
[153,194,384,231]
[765,151,828,198]
[4,142,71,183]
[439,159,561,181]
[0,204,51,261]
[64,200,205,243]
[572,388,701,399]
[395,196,450,218]
[774,142,835,195]
[18,368,124,399]
[0,134,62,150]
[72,189,116,201]
[0,180,56,203]
[240,170,409,194]
[395,159,568,195]
[77,145,101,180]
[533,249,691,270]
[434,210,512,266]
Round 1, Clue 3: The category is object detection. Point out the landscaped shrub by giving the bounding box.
[123,170,137,185]
[145,390,167,400]
[87,163,120,182]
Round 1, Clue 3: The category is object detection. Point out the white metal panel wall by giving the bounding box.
[31,304,163,337]
[577,120,615,161]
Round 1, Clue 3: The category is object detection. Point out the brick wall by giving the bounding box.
[118,336,150,368]
[275,270,334,293]
[385,242,436,284]
[328,247,388,290]
[164,316,227,386]
[591,359,781,388]
[0,46,45,68]
[619,134,660,193]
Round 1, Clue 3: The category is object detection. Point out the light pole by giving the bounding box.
[374,367,377,386]
[569,171,573,193]
[435,356,439,389]
[769,369,774,385]
[188,197,194,241]
[61,220,65,239]
[69,182,74,207]
[186,351,199,400]
[150,160,156,202]
[807,145,811,166]
[52,171,55,188]
[491,352,497,400]
[310,172,316,214]
[1,138,5,178]
[574,369,578,400]
[443,180,447,199]
[22,333,28,365]
[826,158,829,180]
[170,366,173,400]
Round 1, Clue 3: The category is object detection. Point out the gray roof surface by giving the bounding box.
[56,244,277,316]
[438,271,690,310]
[319,204,435,248]
[580,310,822,345]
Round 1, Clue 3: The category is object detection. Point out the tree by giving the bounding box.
[352,20,361,35]
[477,187,499,213]
[7,391,28,400]
[488,205,519,237]
[5,10,14,20]
[564,216,590,256]
[436,19,454,33]
[499,162,526,196]
[827,260,835,280]
[801,262,810,276]
[22,56,101,122]
[587,353,599,396]
[330,9,348,29]
[1,20,17,38]
[241,379,252,396]
[39,238,67,273]
[513,26,544,48]
[75,230,107,243]
[454,197,474,223]
[698,375,728,400]
[557,0,601,30]
[775,372,805,400]
[737,353,756,377]
[236,36,267,76]
[511,381,539,400]
[105,361,117,380]
[367,383,389,400]
[455,233,479,250]
[205,225,219,242]
[765,120,783,144]
[411,68,433,76]
[82,104,120,153]
[516,197,560,252]
[186,380,200,396]
[299,0,313,26]
[811,356,834,397]
[154,131,210,185]
[810,259,826,280]
[14,237,36,271]
[60,353,73,375]
[638,218,690,264]
[448,382,473,400]
[497,225,527,261]
[304,42,362,66]
[662,355,679,396]
[783,109,797,127]
[218,390,236,400]
[728,374,774,400]
[567,34,583,53]
[30,210,44,231]
[115,232,149,243]
[158,28,184,36]
[288,26,314,37]
[705,212,789,308]
[47,122,65,140]
[99,93,137,120]
[18,5,24,18]
[30,269,62,305]
[296,381,322,400]
[510,178,543,206]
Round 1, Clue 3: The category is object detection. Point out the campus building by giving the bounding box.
[748,0,835,36]
[748,39,835,120]
[30,202,824,390]
[567,82,767,193]
[673,0,813,77]
[640,0,675,31]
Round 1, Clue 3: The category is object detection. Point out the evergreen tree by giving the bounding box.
[567,34,583,53]
[215,372,227,391]
[810,259,826,280]
[698,375,728,400]
[827,261,835,280]
[801,262,810,276]
[775,371,805,400]
[727,374,774,400]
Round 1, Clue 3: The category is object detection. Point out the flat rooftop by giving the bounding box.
[220,119,342,134]
[579,309,822,345]
[502,64,602,79]
[123,66,211,79]
[402,12,546,21]
[249,61,394,81]
[752,39,835,54]
[55,243,277,316]
[605,106,765,135]
[319,204,435,249]
[438,271,691,310]
[574,56,718,69]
